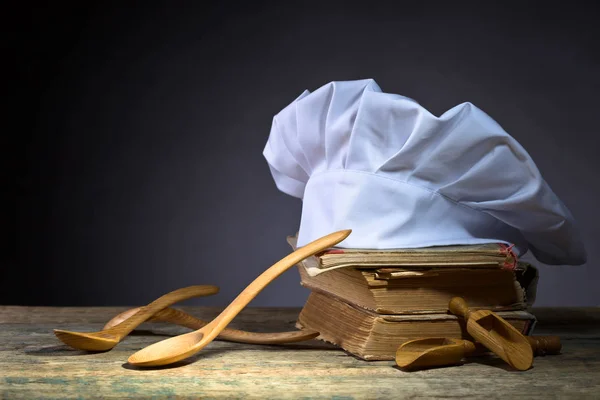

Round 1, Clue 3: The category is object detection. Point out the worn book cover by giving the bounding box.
[297,291,536,361]
[287,236,518,277]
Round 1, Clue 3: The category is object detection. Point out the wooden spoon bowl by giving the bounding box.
[54,285,219,351]
[127,229,352,367]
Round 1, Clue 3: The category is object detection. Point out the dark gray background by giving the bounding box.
[5,1,599,307]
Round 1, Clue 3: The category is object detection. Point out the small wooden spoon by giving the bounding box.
[127,229,352,367]
[54,285,219,351]
[396,336,561,370]
[103,306,319,344]
[449,297,534,371]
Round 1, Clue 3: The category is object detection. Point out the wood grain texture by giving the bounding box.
[54,285,221,351]
[449,297,534,370]
[396,337,476,370]
[1,306,600,399]
[103,306,319,344]
[396,336,561,370]
[127,229,351,366]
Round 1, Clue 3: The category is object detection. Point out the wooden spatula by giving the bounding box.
[127,229,352,367]
[54,285,219,351]
[448,297,534,370]
[396,335,561,370]
[103,306,319,344]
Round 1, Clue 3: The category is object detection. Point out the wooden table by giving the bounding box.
[1,306,599,399]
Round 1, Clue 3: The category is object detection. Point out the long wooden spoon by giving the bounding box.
[128,229,352,367]
[103,306,319,344]
[448,297,534,370]
[396,336,561,370]
[54,285,220,351]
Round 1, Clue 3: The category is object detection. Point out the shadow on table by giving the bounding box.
[23,329,169,357]
[24,344,91,356]
[392,355,527,373]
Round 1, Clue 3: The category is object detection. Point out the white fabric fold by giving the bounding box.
[263,79,586,266]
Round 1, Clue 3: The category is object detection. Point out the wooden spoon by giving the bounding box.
[448,297,534,370]
[127,229,352,367]
[396,336,561,370]
[103,306,319,344]
[54,285,220,351]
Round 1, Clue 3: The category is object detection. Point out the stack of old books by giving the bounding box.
[288,236,538,360]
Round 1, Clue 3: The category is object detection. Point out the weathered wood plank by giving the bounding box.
[1,306,599,399]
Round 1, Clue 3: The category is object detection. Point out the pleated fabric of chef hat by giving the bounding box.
[263,79,586,266]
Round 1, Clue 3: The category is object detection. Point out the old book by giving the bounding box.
[296,291,536,361]
[296,263,528,314]
[287,236,517,276]
[288,236,531,314]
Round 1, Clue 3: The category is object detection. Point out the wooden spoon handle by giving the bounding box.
[528,336,562,355]
[448,297,471,320]
[126,230,352,367]
[468,336,562,357]
[208,230,352,340]
[106,285,219,337]
[104,306,319,344]
[462,339,478,354]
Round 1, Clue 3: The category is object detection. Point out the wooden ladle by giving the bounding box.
[127,229,352,367]
[448,297,534,370]
[54,285,220,351]
[396,336,561,370]
[103,306,319,344]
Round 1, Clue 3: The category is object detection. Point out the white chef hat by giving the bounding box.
[263,79,586,266]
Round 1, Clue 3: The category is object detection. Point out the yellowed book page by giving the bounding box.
[287,235,514,276]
